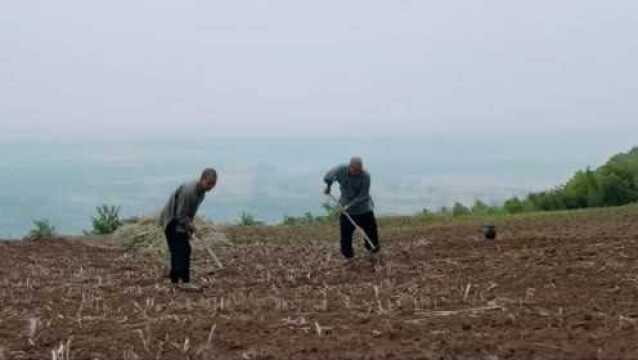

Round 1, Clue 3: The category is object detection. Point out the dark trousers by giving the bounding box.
[339,211,380,259]
[165,221,191,283]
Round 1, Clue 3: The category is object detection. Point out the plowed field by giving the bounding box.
[2,207,638,359]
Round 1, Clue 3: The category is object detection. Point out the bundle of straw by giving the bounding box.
[113,217,231,260]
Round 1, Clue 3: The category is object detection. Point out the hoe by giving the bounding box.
[326,193,377,251]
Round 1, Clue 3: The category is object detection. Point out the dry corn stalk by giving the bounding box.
[114,217,231,263]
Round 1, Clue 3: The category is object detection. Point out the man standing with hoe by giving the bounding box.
[324,157,380,263]
[160,168,217,291]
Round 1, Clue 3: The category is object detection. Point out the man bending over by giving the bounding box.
[160,168,217,290]
[324,157,380,261]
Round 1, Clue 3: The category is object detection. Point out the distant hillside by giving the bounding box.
[504,146,638,213]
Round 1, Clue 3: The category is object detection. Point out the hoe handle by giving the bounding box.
[193,234,224,269]
[326,194,377,251]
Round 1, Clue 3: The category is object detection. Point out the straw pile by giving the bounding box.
[113,217,230,260]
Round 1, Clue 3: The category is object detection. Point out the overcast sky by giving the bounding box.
[1,0,637,140]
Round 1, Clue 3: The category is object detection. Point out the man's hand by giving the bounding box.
[333,202,351,215]
[185,222,197,237]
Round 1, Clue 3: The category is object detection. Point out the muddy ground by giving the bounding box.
[1,208,638,359]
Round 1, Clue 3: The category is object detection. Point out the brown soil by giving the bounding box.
[2,209,638,359]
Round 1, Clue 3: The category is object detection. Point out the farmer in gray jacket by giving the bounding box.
[160,168,217,290]
[324,157,380,260]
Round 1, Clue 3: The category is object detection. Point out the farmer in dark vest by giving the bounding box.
[324,157,380,262]
[160,168,217,290]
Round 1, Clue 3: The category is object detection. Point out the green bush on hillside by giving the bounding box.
[470,200,490,214]
[452,202,471,217]
[239,212,264,226]
[503,146,638,213]
[28,219,56,240]
[91,204,122,235]
[503,197,525,214]
[280,202,340,226]
[470,200,504,215]
[282,212,317,226]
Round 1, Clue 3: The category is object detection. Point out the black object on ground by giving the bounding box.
[483,224,497,240]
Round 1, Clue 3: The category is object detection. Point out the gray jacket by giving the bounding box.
[324,164,374,215]
[159,181,206,232]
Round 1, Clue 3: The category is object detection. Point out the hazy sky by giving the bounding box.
[1,1,637,140]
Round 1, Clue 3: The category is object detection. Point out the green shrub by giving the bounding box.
[28,219,56,240]
[471,200,490,214]
[452,202,471,217]
[473,200,505,215]
[239,212,264,226]
[280,202,342,226]
[416,208,444,222]
[304,212,315,223]
[91,204,122,234]
[504,197,525,214]
[503,146,638,213]
[282,215,300,226]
